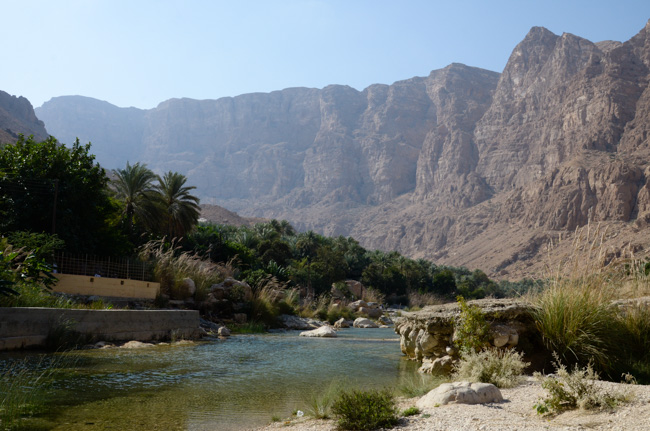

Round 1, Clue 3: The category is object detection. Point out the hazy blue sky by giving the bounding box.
[3,0,649,109]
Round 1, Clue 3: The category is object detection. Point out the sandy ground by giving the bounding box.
[254,378,650,431]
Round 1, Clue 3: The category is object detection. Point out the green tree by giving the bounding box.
[0,135,124,254]
[154,171,200,239]
[111,162,158,238]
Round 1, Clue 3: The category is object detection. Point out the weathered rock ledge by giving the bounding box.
[394,299,539,373]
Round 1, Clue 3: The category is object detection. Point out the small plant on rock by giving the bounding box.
[331,388,398,431]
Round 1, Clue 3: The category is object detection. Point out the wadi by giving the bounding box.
[1,16,650,431]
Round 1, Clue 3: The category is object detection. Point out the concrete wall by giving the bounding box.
[53,274,160,299]
[0,307,200,351]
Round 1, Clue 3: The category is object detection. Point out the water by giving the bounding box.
[2,328,418,430]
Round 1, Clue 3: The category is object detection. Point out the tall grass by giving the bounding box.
[305,379,348,419]
[397,372,448,398]
[0,354,78,430]
[140,239,229,300]
[531,223,650,380]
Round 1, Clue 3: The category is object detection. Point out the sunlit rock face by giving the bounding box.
[35,20,650,278]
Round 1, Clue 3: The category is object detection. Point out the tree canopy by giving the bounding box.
[0,135,124,254]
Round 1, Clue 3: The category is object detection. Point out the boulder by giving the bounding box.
[181,278,196,296]
[353,317,379,328]
[334,318,352,328]
[416,382,503,408]
[418,355,454,374]
[349,300,369,311]
[300,326,337,338]
[359,307,383,318]
[378,315,393,325]
[218,326,231,337]
[279,314,321,330]
[345,280,365,299]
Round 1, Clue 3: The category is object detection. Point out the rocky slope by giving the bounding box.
[35,20,650,278]
[0,90,48,143]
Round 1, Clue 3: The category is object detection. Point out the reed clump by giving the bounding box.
[140,239,229,300]
[530,223,650,381]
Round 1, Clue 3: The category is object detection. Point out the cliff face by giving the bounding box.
[35,20,650,278]
[0,91,48,143]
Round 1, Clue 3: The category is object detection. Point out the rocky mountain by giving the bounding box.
[0,90,48,143]
[36,20,650,278]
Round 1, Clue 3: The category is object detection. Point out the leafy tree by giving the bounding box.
[154,171,200,239]
[0,135,125,254]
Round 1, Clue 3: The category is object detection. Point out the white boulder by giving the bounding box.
[300,326,338,338]
[416,382,503,408]
[353,317,379,328]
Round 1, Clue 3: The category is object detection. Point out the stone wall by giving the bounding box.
[394,299,540,373]
[0,307,200,351]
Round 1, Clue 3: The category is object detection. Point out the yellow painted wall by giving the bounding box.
[53,274,160,299]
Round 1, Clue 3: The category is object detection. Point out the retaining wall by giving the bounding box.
[53,274,160,299]
[0,307,200,351]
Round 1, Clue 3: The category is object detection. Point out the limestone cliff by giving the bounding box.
[35,20,650,278]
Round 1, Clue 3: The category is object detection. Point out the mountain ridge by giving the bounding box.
[34,21,650,278]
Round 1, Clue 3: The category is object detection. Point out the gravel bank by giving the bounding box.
[254,378,650,431]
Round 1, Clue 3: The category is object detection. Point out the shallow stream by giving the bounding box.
[2,327,417,430]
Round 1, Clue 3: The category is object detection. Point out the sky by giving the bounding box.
[2,0,650,110]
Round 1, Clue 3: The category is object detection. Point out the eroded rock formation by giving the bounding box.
[35,20,650,277]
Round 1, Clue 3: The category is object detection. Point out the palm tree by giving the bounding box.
[111,162,158,235]
[155,171,200,239]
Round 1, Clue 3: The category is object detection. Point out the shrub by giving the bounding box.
[331,388,398,430]
[401,406,420,417]
[454,296,490,353]
[534,358,630,414]
[453,347,529,388]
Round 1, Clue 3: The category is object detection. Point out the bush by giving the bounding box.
[402,406,420,416]
[534,358,630,414]
[453,347,529,388]
[454,296,490,353]
[331,388,398,430]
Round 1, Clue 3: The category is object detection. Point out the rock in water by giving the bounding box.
[299,326,337,338]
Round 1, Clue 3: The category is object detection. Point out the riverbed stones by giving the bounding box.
[299,326,337,338]
[416,382,503,408]
[353,317,378,328]
[334,318,352,328]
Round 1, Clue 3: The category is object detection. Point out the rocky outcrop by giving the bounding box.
[0,90,48,143]
[35,20,650,278]
[394,299,537,373]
